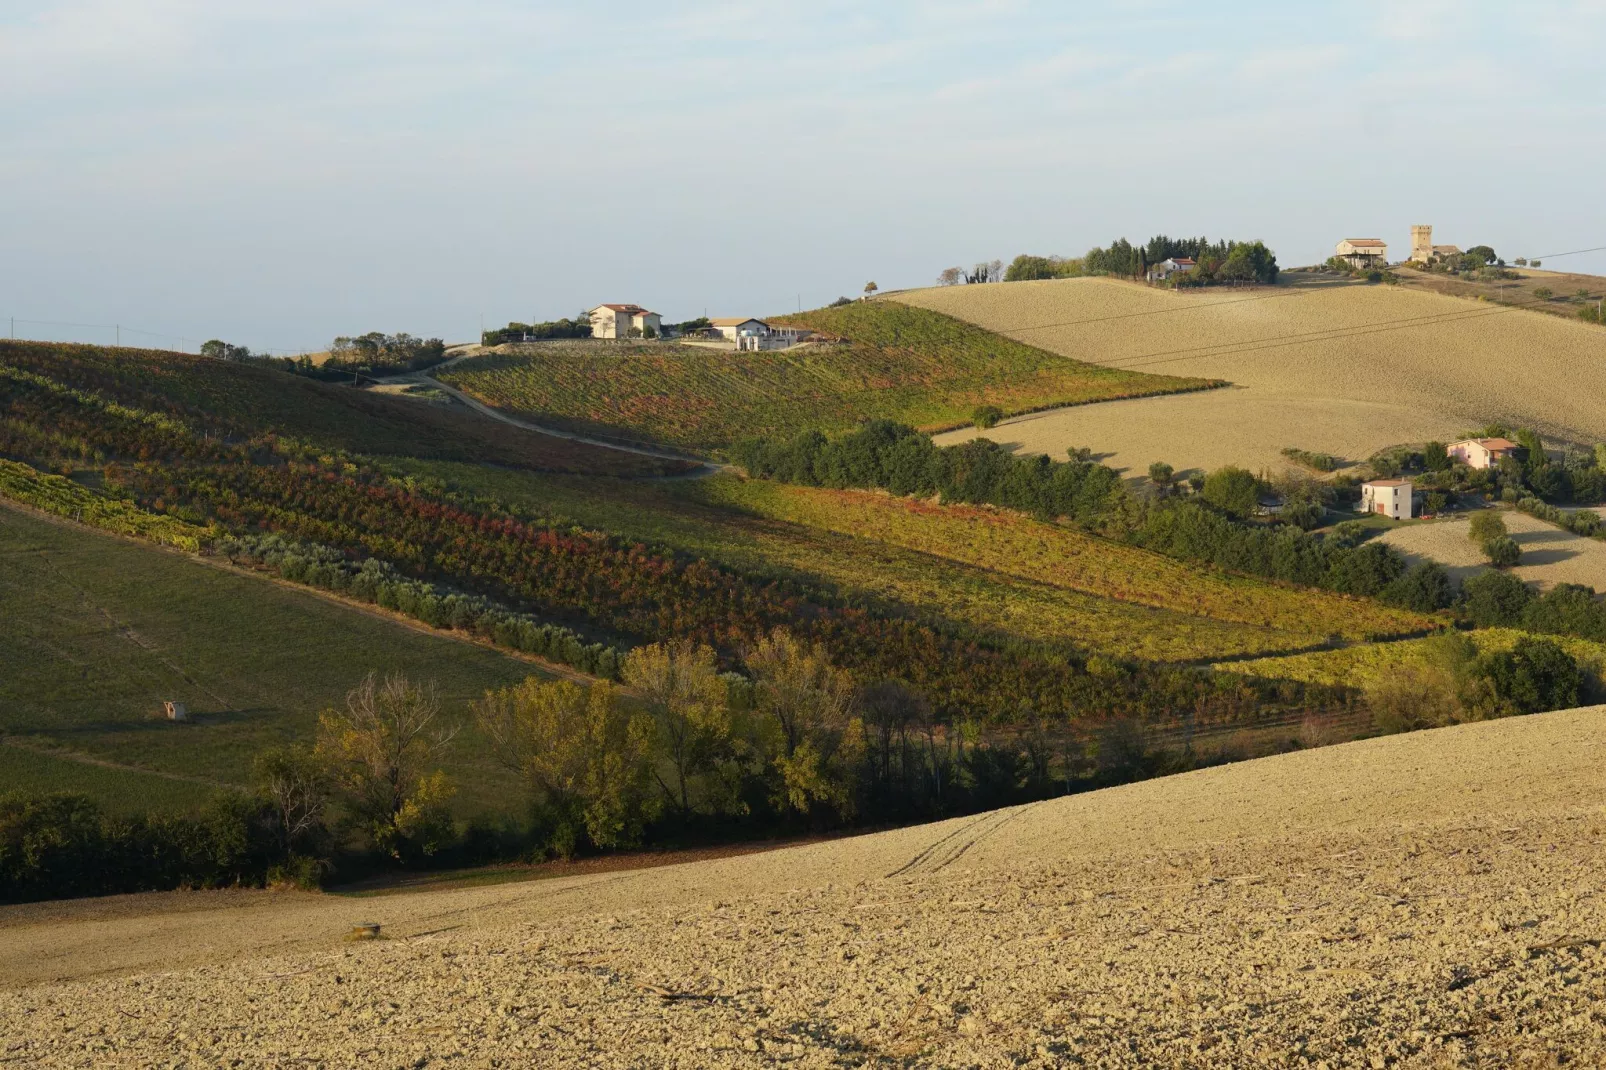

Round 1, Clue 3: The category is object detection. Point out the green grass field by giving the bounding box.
[437,301,1218,451]
[0,505,540,815]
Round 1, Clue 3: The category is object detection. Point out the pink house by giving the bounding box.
[1447,437,1520,470]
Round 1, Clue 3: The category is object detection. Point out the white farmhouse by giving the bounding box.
[707,318,815,351]
[1147,257,1196,281]
[1360,478,1414,520]
[589,304,662,340]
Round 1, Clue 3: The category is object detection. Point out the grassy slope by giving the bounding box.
[0,505,536,815]
[0,340,686,476]
[397,460,1430,662]
[1219,627,1606,687]
[436,302,1218,451]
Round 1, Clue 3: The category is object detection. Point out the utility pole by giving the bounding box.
[116,324,120,346]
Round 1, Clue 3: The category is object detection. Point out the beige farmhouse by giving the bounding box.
[1335,238,1388,268]
[1448,437,1521,470]
[1361,478,1414,520]
[589,304,662,339]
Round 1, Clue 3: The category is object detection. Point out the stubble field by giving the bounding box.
[900,276,1606,477]
[6,707,1605,1067]
[1377,510,1606,591]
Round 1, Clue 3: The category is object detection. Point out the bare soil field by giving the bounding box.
[899,276,1606,478]
[1378,509,1606,591]
[6,707,1606,1066]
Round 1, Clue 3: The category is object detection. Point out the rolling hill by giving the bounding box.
[0,340,690,477]
[896,274,1606,477]
[434,302,1218,452]
[5,707,1603,1064]
[0,504,537,815]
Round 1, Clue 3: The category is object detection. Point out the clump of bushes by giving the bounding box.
[0,791,288,904]
[1367,632,1580,733]
[972,404,1004,430]
[1468,510,1522,567]
[1281,447,1341,472]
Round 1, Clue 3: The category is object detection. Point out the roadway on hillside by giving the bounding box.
[390,350,732,478]
[5,707,1605,1065]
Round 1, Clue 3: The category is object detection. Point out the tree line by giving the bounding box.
[731,421,1606,641]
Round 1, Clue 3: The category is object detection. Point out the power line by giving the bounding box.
[1529,244,1606,261]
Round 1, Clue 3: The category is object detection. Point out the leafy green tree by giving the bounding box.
[1465,245,1498,265]
[475,677,656,854]
[1382,561,1454,612]
[1534,287,1554,300]
[1004,255,1059,282]
[1462,569,1533,626]
[747,630,862,816]
[1484,535,1522,568]
[1147,461,1174,491]
[1468,638,1579,717]
[623,641,742,819]
[1468,510,1507,545]
[1202,466,1260,519]
[316,672,459,860]
[200,339,252,361]
[972,405,1004,429]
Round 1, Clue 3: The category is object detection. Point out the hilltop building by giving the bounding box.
[1335,239,1388,269]
[707,318,815,351]
[1409,225,1461,264]
[1448,437,1521,470]
[1146,257,1196,281]
[1361,479,1414,520]
[589,304,662,339]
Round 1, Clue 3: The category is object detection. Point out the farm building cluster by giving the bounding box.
[1356,439,1522,520]
[1333,224,1463,269]
[587,303,816,350]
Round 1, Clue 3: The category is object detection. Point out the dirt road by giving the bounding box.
[5,707,1605,1066]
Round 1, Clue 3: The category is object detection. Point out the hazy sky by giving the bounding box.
[3,1,1604,351]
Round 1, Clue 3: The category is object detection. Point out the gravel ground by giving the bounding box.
[5,707,1606,1067]
[1379,511,1606,591]
[900,276,1606,477]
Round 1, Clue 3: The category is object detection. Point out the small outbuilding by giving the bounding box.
[1447,438,1521,470]
[164,700,189,722]
[1361,478,1414,520]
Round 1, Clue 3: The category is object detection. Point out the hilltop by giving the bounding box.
[434,301,1217,452]
[5,706,1603,1065]
[896,274,1606,476]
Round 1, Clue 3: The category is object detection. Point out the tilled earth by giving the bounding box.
[5,708,1606,1068]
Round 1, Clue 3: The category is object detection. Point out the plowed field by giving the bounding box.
[900,275,1606,477]
[6,707,1606,1066]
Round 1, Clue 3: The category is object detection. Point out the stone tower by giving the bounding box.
[1410,225,1433,262]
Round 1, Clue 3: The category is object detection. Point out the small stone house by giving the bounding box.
[164,700,189,722]
[1447,438,1521,470]
[1361,478,1414,520]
